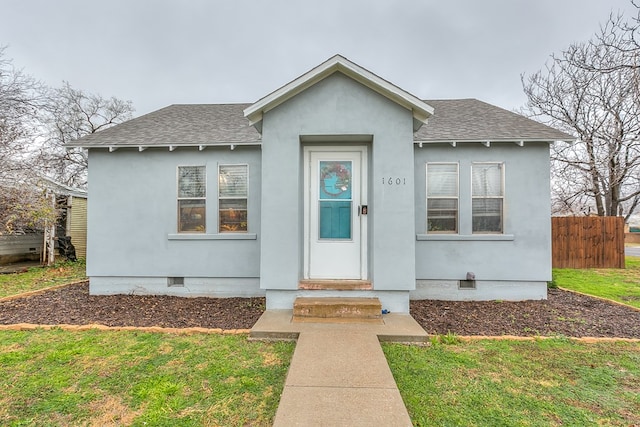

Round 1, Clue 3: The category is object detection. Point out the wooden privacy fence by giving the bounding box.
[552,216,625,269]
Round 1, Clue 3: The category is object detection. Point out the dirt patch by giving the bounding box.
[85,395,144,427]
[1,283,639,338]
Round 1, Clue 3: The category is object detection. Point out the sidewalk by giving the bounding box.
[251,311,427,426]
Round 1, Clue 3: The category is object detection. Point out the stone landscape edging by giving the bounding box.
[1,323,639,343]
[558,287,640,312]
[453,335,640,343]
[0,323,250,335]
[0,280,89,302]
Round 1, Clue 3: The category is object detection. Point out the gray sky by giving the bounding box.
[1,0,637,117]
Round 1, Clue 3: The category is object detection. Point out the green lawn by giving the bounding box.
[553,256,640,309]
[0,259,87,298]
[2,256,640,425]
[3,330,636,426]
[0,329,294,426]
[384,338,640,426]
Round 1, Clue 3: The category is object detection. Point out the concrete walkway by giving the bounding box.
[251,310,427,426]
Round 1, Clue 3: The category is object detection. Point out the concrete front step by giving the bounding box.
[293,297,383,324]
[298,279,373,290]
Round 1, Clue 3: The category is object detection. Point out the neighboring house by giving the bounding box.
[67,55,573,312]
[42,178,88,259]
[0,233,42,265]
[0,178,87,264]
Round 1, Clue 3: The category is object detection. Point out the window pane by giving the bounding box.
[219,199,247,232]
[219,165,248,198]
[472,199,502,233]
[427,164,458,197]
[319,161,352,200]
[472,164,502,197]
[178,166,206,198]
[427,199,458,233]
[178,199,205,232]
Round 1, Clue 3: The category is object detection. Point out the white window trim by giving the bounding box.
[177,165,207,234]
[218,163,249,233]
[471,162,505,234]
[426,162,459,234]
[167,233,257,240]
[416,233,514,241]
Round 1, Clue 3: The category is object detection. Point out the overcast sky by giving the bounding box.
[1,0,637,117]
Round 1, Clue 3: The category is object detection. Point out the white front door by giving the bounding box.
[304,146,368,279]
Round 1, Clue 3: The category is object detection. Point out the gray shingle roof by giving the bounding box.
[66,103,260,147]
[416,99,574,142]
[67,99,573,148]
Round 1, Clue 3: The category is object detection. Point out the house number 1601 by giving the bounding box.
[382,177,406,185]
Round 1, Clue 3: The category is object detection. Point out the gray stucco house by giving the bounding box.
[67,55,572,313]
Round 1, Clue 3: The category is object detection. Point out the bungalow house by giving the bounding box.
[67,55,573,313]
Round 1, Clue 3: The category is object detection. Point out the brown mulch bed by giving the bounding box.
[1,282,640,338]
[412,288,640,339]
[0,282,264,330]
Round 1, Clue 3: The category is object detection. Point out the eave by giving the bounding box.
[65,141,262,151]
[413,138,576,148]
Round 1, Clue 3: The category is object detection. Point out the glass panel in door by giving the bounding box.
[318,161,352,239]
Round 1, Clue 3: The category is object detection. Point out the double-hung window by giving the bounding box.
[177,166,206,233]
[472,162,504,233]
[218,164,248,233]
[426,163,459,233]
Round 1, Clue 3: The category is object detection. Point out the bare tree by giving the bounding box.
[0,46,55,235]
[1,46,133,234]
[37,82,134,187]
[522,6,640,221]
[0,46,44,180]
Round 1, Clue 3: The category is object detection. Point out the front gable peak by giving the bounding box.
[244,54,434,132]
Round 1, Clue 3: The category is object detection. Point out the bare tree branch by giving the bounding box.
[0,46,134,233]
[522,4,640,221]
[35,81,134,187]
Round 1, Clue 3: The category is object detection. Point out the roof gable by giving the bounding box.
[243,54,434,132]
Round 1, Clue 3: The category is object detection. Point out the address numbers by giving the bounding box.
[382,177,407,185]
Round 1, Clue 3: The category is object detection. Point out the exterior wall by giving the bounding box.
[412,280,547,301]
[0,234,42,264]
[412,142,551,300]
[259,73,416,310]
[68,196,87,258]
[90,276,263,297]
[86,146,263,296]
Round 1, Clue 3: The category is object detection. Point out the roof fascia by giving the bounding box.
[413,138,576,145]
[244,55,434,132]
[65,141,262,150]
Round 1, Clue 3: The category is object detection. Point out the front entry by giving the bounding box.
[304,146,368,279]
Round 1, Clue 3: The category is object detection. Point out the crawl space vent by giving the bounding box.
[168,277,184,287]
[459,280,476,289]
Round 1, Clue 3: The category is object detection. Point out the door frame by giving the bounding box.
[303,145,368,280]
